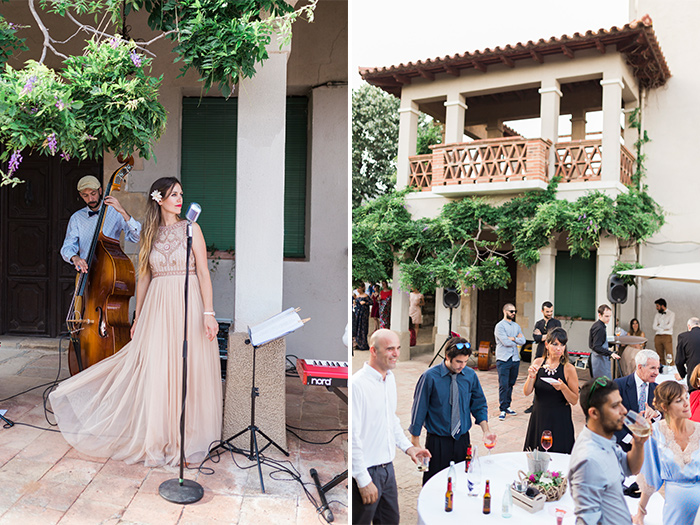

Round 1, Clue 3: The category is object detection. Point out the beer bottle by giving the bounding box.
[483,479,491,514]
[465,444,472,472]
[445,477,453,512]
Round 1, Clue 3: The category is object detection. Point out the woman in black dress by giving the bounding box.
[352,283,371,350]
[523,327,579,453]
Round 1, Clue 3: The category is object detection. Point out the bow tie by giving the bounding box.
[88,210,99,217]
[659,311,666,315]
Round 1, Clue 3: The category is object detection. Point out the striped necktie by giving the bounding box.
[639,383,647,413]
[450,372,461,438]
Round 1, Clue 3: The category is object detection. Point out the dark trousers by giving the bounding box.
[422,431,471,485]
[352,463,400,525]
[497,357,520,411]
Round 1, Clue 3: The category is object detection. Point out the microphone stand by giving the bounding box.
[429,306,454,367]
[159,219,204,504]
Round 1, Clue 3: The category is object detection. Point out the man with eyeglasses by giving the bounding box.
[569,377,649,525]
[494,303,525,421]
[408,337,496,484]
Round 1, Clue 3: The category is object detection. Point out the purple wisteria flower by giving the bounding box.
[110,37,120,49]
[47,133,57,155]
[8,150,22,174]
[130,51,142,67]
[54,96,65,110]
[60,152,70,161]
[21,75,37,96]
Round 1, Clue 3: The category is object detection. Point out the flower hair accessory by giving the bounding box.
[150,190,162,203]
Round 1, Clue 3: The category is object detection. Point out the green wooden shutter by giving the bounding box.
[181,96,307,256]
[284,97,308,258]
[181,97,238,251]
[554,251,596,319]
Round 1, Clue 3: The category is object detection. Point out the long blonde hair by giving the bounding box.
[137,177,181,276]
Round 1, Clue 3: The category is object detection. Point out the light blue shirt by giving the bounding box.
[569,426,632,525]
[60,205,141,263]
[494,318,525,361]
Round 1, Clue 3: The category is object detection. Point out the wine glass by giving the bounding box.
[483,435,496,462]
[541,430,553,452]
[416,456,429,473]
[624,410,652,437]
[666,354,673,366]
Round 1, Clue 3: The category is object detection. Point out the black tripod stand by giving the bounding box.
[0,411,14,428]
[429,306,454,367]
[210,339,289,493]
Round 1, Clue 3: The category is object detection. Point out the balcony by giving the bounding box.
[408,137,634,195]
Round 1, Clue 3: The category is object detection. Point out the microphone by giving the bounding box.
[185,202,201,222]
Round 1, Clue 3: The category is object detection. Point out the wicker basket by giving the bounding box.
[518,470,568,502]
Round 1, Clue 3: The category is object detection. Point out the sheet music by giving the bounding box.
[248,307,305,346]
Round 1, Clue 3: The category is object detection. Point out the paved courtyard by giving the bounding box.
[352,345,587,524]
[0,336,348,525]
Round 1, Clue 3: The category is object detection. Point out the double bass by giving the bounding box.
[66,158,136,375]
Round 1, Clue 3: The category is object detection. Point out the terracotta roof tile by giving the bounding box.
[360,16,670,96]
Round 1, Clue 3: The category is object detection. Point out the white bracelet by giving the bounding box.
[203,311,216,316]
[638,505,647,515]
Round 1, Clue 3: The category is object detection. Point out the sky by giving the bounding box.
[350,0,630,136]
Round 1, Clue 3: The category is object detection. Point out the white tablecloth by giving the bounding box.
[416,451,664,524]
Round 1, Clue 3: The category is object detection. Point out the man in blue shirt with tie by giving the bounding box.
[409,337,496,484]
[61,175,141,273]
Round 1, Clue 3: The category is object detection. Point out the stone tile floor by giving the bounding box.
[352,347,588,524]
[0,336,348,525]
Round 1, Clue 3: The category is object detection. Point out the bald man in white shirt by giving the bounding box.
[352,329,430,524]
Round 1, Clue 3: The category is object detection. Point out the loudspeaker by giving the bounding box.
[607,275,628,304]
[443,288,461,309]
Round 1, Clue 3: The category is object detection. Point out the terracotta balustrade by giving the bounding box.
[407,137,635,192]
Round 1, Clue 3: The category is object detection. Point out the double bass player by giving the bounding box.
[60,175,141,272]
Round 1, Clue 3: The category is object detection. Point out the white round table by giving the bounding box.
[416,451,664,524]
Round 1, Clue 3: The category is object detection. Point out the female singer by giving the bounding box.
[50,177,222,467]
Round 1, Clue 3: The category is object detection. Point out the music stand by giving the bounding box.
[210,308,306,493]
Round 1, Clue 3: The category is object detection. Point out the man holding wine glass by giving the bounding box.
[613,349,661,452]
[569,377,649,525]
[408,337,496,484]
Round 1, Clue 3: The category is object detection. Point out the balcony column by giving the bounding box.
[570,109,587,141]
[486,118,504,138]
[600,77,624,184]
[596,236,619,336]
[443,94,467,144]
[397,101,420,190]
[534,240,556,319]
[389,260,411,360]
[539,81,562,180]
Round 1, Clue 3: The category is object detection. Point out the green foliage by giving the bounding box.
[0,38,166,184]
[612,260,643,287]
[353,185,665,294]
[0,16,27,68]
[628,107,650,189]
[352,84,444,207]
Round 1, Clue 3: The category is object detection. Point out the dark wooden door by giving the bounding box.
[476,255,517,350]
[1,153,102,336]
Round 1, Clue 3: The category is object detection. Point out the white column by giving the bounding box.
[539,81,562,179]
[396,102,419,190]
[225,38,290,449]
[433,287,462,356]
[596,236,619,336]
[534,240,557,316]
[600,77,624,184]
[390,261,411,361]
[443,94,467,144]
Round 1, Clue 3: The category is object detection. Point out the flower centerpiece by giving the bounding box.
[520,470,567,501]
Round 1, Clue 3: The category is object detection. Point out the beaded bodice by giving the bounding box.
[149,220,196,277]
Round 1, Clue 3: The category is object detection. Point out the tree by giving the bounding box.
[0,0,317,186]
[352,83,443,208]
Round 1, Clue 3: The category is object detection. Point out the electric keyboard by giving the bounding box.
[296,359,348,388]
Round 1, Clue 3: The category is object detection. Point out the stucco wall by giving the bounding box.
[627,0,700,340]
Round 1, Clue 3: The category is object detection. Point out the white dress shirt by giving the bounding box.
[652,309,674,336]
[352,363,413,488]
